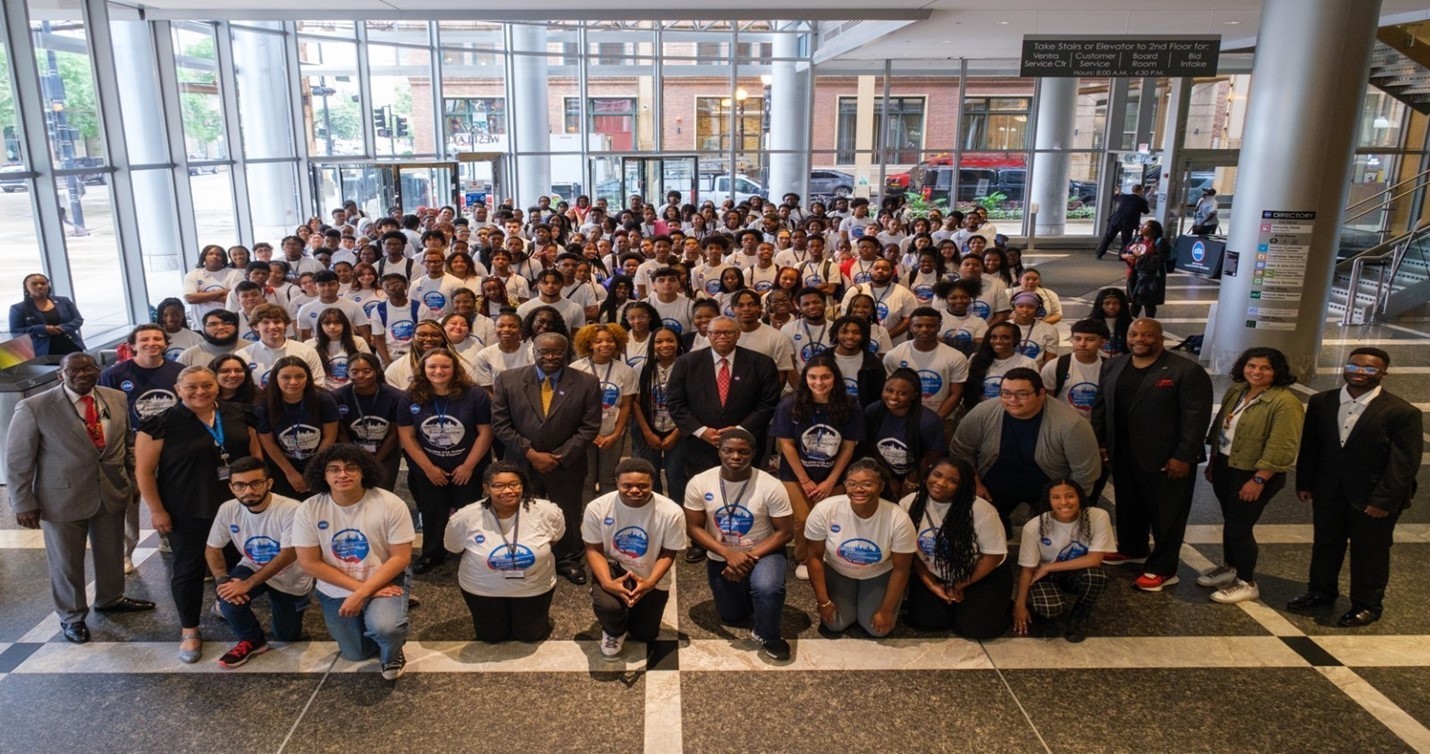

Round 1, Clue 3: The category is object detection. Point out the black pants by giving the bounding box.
[1096,222,1135,257]
[528,462,587,567]
[1111,457,1195,577]
[167,516,216,630]
[1129,303,1157,319]
[904,560,1013,639]
[461,588,555,643]
[1209,454,1285,582]
[591,567,670,643]
[1308,490,1401,614]
[1089,463,1111,508]
[407,467,482,563]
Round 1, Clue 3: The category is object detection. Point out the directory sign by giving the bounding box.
[1243,210,1315,331]
[1021,36,1221,78]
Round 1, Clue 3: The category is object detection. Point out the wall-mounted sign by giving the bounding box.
[1021,35,1221,78]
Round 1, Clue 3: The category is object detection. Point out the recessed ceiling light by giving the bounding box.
[1224,20,1240,25]
[942,39,952,43]
[998,21,1010,25]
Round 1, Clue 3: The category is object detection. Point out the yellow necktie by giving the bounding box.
[541,375,554,417]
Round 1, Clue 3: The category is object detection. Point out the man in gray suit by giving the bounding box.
[491,332,603,584]
[7,352,155,643]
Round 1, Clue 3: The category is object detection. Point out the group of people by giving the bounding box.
[6,189,1420,681]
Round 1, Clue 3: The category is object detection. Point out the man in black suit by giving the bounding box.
[1092,318,1213,592]
[1288,348,1422,627]
[492,332,603,584]
[1095,184,1150,259]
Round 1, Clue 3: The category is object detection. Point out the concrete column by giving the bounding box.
[511,24,550,209]
[1031,76,1077,236]
[235,29,300,236]
[1153,77,1190,231]
[1209,0,1381,378]
[852,75,876,199]
[767,28,811,202]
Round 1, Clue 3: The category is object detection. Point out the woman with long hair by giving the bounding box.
[256,355,339,497]
[310,308,371,389]
[155,297,203,361]
[828,315,886,409]
[773,354,865,580]
[963,321,1037,409]
[862,367,945,499]
[9,272,85,355]
[347,262,386,321]
[397,348,493,574]
[445,250,485,290]
[1121,219,1169,318]
[332,352,406,490]
[631,326,686,495]
[210,354,258,405]
[1012,479,1113,643]
[1091,287,1132,357]
[620,301,659,372]
[384,319,451,390]
[571,323,637,501]
[982,247,1015,287]
[598,275,635,326]
[477,276,515,319]
[842,292,894,355]
[899,457,1010,638]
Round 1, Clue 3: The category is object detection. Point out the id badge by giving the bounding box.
[358,442,378,453]
[502,570,526,580]
[216,465,231,481]
[719,532,743,547]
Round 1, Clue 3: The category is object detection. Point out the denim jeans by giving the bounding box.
[823,568,900,637]
[705,552,788,642]
[218,565,310,644]
[316,579,409,665]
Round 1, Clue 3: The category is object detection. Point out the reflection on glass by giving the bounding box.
[298,39,361,157]
[173,22,228,161]
[370,43,430,157]
[191,168,237,247]
[233,28,295,159]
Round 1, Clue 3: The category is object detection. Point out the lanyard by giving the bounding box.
[199,409,230,465]
[489,505,521,570]
[282,398,305,435]
[350,388,377,421]
[717,475,750,535]
[1224,389,1262,430]
[433,395,450,424]
[802,320,828,350]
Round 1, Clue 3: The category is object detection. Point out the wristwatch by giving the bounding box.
[1250,476,1267,485]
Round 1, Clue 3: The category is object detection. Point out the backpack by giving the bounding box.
[1052,353,1072,397]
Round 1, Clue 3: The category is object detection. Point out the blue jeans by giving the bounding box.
[316,579,409,665]
[705,552,787,642]
[218,565,310,644]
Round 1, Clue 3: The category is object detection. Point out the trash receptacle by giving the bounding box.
[0,355,65,486]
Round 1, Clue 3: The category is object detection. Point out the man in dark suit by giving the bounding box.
[1095,184,1150,259]
[1092,318,1213,592]
[6,353,155,644]
[1288,348,1422,627]
[492,332,603,584]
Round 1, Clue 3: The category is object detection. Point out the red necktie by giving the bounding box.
[717,358,730,407]
[81,395,105,450]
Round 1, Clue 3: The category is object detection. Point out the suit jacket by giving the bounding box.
[1092,350,1213,472]
[491,365,602,471]
[1296,388,1422,513]
[8,296,86,355]
[666,346,781,445]
[6,384,131,521]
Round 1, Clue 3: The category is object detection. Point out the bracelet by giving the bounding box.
[817,599,833,608]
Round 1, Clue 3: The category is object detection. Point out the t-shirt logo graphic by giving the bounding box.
[917,527,938,557]
[800,424,841,467]
[837,537,883,565]
[420,414,466,450]
[279,424,322,459]
[612,525,649,559]
[134,390,178,420]
[331,528,370,563]
[713,505,754,535]
[244,535,282,565]
[423,291,447,311]
[876,437,910,474]
[970,300,992,319]
[1056,539,1088,563]
[487,544,537,570]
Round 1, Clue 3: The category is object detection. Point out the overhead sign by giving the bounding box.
[1021,35,1221,78]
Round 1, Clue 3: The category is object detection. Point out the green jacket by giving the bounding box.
[1205,384,1304,472]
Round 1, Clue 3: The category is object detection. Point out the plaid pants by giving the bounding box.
[1028,567,1109,619]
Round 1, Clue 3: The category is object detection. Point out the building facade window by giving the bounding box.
[444,97,505,150]
[564,97,636,150]
[960,96,1031,152]
[835,96,925,164]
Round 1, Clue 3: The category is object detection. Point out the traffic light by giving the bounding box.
[395,116,409,138]
[374,109,389,138]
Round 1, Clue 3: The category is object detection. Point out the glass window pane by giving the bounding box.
[131,168,185,306]
[247,161,301,243]
[29,1,108,167]
[0,182,46,327]
[298,39,361,156]
[369,43,430,157]
[438,20,504,52]
[191,166,236,246]
[57,181,127,330]
[232,28,295,159]
[1,36,19,163]
[365,20,430,47]
[295,21,354,38]
[173,22,228,161]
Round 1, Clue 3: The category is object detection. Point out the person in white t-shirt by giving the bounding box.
[1007,290,1060,367]
[1012,479,1114,643]
[881,307,969,419]
[234,304,328,389]
[841,258,917,343]
[183,245,237,322]
[838,198,877,246]
[409,249,465,321]
[898,457,1010,639]
[1041,319,1108,422]
[291,444,414,680]
[444,462,565,643]
[583,458,688,660]
[572,323,638,501]
[804,459,917,637]
[683,429,794,661]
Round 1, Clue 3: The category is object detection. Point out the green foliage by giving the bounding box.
[975,191,1008,212]
[900,194,949,220]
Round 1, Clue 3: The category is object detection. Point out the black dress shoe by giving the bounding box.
[1286,592,1335,611]
[559,565,588,585]
[412,557,437,575]
[685,545,707,563]
[1337,608,1381,628]
[94,596,156,613]
[60,621,90,644]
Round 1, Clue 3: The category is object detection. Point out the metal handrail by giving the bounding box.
[1341,222,1427,324]
[1344,164,1430,216]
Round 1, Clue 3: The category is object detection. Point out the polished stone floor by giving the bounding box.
[1,251,1427,753]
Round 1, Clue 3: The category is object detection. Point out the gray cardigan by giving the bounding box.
[949,398,1101,496]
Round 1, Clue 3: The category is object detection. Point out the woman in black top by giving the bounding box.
[135,365,261,663]
[333,352,406,491]
[256,356,340,497]
[8,273,85,355]
[210,353,259,404]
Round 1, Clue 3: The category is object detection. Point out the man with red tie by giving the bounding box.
[6,353,155,644]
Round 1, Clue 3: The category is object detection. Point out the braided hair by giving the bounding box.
[904,457,980,584]
[1036,478,1093,544]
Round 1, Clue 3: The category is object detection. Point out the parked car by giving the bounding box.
[904,165,1097,206]
[808,169,856,198]
[0,164,27,193]
[697,173,766,205]
[188,154,218,176]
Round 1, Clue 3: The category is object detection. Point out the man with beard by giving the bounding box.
[204,458,313,667]
[178,309,243,367]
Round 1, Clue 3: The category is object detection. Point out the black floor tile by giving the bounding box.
[0,549,62,641]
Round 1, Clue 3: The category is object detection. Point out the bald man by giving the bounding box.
[1091,318,1213,592]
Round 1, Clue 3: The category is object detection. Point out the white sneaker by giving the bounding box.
[599,631,626,660]
[123,557,135,575]
[1196,564,1237,588]
[1210,580,1260,604]
[795,564,809,581]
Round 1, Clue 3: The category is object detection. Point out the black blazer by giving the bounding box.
[491,365,602,471]
[667,346,781,442]
[1296,388,1422,513]
[1092,350,1213,472]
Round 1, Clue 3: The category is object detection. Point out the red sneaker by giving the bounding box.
[1103,553,1147,566]
[218,639,270,669]
[1134,573,1180,592]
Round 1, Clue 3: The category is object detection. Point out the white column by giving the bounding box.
[1030,76,1077,236]
[511,24,550,209]
[235,29,301,237]
[767,28,810,202]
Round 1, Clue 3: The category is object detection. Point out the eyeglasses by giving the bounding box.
[324,464,362,476]
[1000,390,1037,400]
[1345,364,1382,375]
[487,481,522,491]
[229,479,271,491]
[845,480,881,491]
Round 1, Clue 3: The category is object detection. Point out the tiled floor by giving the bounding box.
[1,251,1428,753]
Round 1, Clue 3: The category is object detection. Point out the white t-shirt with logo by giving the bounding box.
[296,297,370,338]
[581,492,689,590]
[444,498,565,598]
[235,339,328,389]
[803,497,917,580]
[734,323,795,373]
[1017,507,1116,567]
[781,319,831,371]
[184,268,235,319]
[207,495,315,596]
[1041,356,1104,421]
[897,494,1006,582]
[571,357,638,436]
[882,341,970,413]
[472,344,534,388]
[967,277,1011,321]
[290,488,416,598]
[409,273,465,321]
[939,310,989,354]
[980,353,1038,401]
[1011,319,1060,362]
[683,467,792,562]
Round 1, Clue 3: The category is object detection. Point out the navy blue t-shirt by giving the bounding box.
[771,394,866,483]
[332,383,406,452]
[255,391,340,469]
[397,387,492,471]
[864,403,945,478]
[99,359,187,433]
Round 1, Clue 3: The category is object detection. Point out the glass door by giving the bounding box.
[394,163,458,214]
[1174,150,1239,238]
[455,151,506,211]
